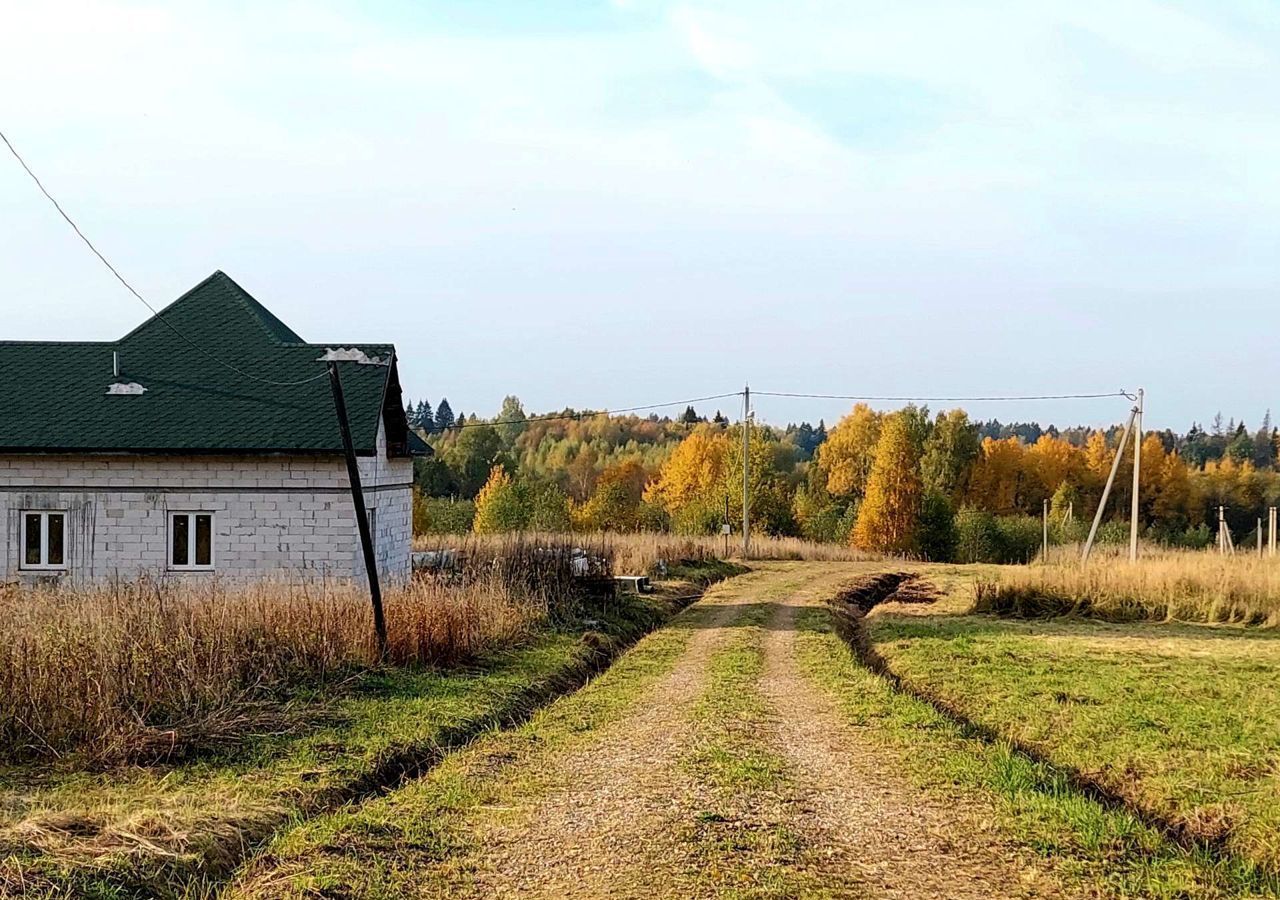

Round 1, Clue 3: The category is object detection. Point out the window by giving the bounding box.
[21,511,67,570]
[169,512,214,570]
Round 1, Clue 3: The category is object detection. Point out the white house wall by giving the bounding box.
[0,423,412,584]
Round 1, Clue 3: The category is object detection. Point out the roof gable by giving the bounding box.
[120,271,304,349]
[0,272,418,456]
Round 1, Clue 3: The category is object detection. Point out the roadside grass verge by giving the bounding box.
[0,566,730,900]
[223,593,738,899]
[796,601,1280,898]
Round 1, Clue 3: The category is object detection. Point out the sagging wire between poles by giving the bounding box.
[0,127,329,387]
[753,390,1136,403]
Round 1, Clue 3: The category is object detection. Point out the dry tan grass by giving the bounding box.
[413,531,876,575]
[0,540,596,765]
[975,551,1280,626]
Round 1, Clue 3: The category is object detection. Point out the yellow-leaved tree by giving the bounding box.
[1023,434,1085,509]
[572,460,648,532]
[816,404,883,499]
[852,414,922,553]
[643,428,731,532]
[472,466,527,533]
[1150,444,1196,528]
[966,437,1026,514]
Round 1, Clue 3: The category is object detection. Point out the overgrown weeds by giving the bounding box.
[415,530,875,576]
[974,554,1280,626]
[0,537,613,766]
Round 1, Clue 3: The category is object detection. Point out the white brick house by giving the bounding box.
[0,272,428,584]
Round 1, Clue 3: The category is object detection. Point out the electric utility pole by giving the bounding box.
[1042,499,1050,564]
[1218,505,1235,556]
[1082,402,1138,564]
[742,385,750,559]
[329,362,387,658]
[1129,388,1144,563]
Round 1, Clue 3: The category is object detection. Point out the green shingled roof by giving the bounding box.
[0,271,426,456]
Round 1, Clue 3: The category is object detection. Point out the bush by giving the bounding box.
[955,508,1044,564]
[636,501,670,533]
[992,516,1042,564]
[1095,520,1130,545]
[1177,523,1214,549]
[917,491,957,562]
[798,498,858,544]
[526,481,571,531]
[954,507,1000,563]
[413,493,475,535]
[670,498,723,536]
[1050,517,1088,545]
[1149,522,1213,550]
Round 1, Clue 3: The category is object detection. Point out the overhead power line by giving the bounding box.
[753,390,1137,403]
[0,128,329,387]
[437,385,1134,431]
[442,392,744,430]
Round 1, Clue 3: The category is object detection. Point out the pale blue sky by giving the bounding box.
[3,0,1278,431]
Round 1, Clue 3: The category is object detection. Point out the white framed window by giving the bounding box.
[20,511,68,571]
[169,512,214,570]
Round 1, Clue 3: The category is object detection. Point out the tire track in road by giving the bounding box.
[458,568,791,899]
[758,588,1067,899]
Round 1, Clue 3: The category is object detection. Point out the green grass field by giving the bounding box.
[796,600,1280,898]
[832,564,1280,896]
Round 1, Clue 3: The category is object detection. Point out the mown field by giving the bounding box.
[853,557,1280,894]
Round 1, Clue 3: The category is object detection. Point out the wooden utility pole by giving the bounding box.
[1042,499,1049,564]
[724,494,730,558]
[742,385,750,560]
[1082,404,1137,564]
[1129,388,1144,562]
[1259,518,1264,557]
[329,362,388,658]
[1270,507,1277,558]
[1217,505,1235,557]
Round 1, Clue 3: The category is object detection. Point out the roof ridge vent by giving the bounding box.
[317,347,388,366]
[106,382,147,396]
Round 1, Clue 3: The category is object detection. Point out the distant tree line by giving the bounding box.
[408,393,1280,558]
[976,412,1277,470]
